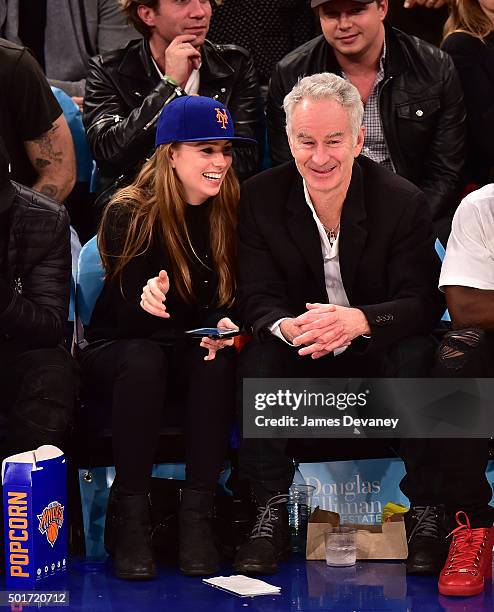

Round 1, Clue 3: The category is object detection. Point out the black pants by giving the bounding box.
[80,339,236,494]
[0,345,78,459]
[238,335,432,488]
[238,334,494,526]
[400,329,494,527]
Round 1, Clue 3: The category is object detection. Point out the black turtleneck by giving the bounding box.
[184,200,218,307]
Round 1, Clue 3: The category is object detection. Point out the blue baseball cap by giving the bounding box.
[155,95,257,147]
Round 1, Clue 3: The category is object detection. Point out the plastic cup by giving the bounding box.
[287,483,315,552]
[324,527,357,567]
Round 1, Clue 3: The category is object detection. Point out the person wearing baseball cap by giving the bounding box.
[84,0,261,192]
[80,96,254,581]
[267,0,465,248]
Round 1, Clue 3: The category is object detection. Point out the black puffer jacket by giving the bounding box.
[0,182,71,348]
[83,38,261,184]
[267,26,466,226]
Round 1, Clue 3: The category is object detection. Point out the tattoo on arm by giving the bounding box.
[26,116,75,202]
[31,123,63,169]
[34,158,51,169]
[39,184,59,199]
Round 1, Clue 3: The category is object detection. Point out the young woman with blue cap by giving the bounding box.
[80,95,255,580]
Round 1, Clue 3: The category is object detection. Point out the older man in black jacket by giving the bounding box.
[83,0,261,191]
[267,0,466,244]
[234,73,450,578]
[0,141,78,459]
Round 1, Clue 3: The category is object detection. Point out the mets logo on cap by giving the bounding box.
[37,501,64,547]
[215,107,228,130]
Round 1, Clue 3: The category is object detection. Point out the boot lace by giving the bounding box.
[250,494,289,540]
[442,511,491,577]
[407,505,441,544]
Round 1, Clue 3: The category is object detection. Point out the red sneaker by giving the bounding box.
[438,511,494,597]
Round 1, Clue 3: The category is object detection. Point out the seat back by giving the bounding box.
[76,236,104,341]
[435,238,451,323]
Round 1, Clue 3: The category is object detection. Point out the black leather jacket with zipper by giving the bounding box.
[83,38,261,186]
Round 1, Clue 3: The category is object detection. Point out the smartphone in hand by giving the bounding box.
[185,327,240,340]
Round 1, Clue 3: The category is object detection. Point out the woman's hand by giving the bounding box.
[200,317,239,361]
[140,270,170,318]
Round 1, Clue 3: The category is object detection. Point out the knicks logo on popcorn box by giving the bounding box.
[2,445,68,588]
[38,501,64,546]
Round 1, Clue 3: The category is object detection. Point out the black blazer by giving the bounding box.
[237,157,443,354]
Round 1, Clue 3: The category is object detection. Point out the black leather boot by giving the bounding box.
[179,489,220,575]
[105,484,156,580]
[233,486,290,575]
[405,505,449,575]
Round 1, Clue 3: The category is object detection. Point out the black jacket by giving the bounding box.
[442,32,494,187]
[83,38,261,184]
[267,27,466,226]
[237,158,443,354]
[0,182,71,349]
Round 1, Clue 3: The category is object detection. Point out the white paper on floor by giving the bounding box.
[203,575,281,597]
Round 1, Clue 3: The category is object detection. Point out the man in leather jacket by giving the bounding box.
[83,0,261,189]
[267,0,466,243]
[0,139,78,461]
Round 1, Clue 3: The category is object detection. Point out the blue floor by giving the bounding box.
[6,555,493,611]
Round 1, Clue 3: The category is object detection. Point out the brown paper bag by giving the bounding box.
[305,507,408,560]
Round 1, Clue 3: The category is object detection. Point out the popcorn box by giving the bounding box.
[2,445,67,587]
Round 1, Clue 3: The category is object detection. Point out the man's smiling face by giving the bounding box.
[287,97,364,200]
[318,0,387,59]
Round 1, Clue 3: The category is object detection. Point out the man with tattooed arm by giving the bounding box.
[0,38,75,203]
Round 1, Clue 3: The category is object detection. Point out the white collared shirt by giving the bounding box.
[270,180,350,355]
[152,57,201,95]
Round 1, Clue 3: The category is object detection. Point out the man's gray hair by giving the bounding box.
[283,73,364,142]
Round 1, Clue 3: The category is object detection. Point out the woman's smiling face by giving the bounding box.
[170,140,233,204]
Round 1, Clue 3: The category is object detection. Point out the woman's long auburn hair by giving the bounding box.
[443,0,494,41]
[98,143,240,307]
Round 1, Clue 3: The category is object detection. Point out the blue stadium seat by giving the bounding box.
[76,236,104,328]
[435,238,451,323]
[51,87,93,184]
[52,87,98,244]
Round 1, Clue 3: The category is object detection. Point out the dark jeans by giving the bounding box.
[80,339,236,494]
[401,329,494,527]
[238,335,432,487]
[0,345,78,459]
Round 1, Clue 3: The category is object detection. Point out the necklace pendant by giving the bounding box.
[328,229,336,246]
[321,220,340,247]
